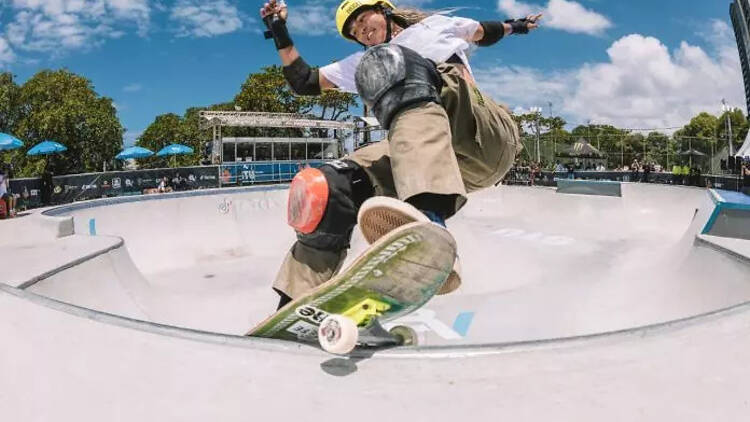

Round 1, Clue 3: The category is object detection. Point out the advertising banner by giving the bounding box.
[47,166,221,204]
[220,160,326,185]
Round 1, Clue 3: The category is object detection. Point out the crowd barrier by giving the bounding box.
[506,170,745,191]
[7,166,746,211]
[7,160,328,210]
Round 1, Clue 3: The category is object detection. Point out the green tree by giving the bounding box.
[137,113,185,168]
[0,72,21,133]
[234,65,315,114]
[716,108,748,152]
[234,65,358,121]
[0,72,22,171]
[12,69,123,177]
[674,112,719,153]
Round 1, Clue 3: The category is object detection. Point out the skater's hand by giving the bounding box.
[524,13,543,31]
[260,0,288,21]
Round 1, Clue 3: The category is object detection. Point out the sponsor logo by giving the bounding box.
[112,178,122,189]
[286,321,318,339]
[218,198,232,214]
[295,305,329,325]
[125,179,134,187]
[241,170,256,181]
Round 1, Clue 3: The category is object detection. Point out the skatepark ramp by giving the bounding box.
[556,178,623,197]
[2,183,748,345]
[2,183,750,420]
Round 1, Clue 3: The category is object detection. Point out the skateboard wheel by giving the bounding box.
[318,315,358,355]
[389,325,418,346]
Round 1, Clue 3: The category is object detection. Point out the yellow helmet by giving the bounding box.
[336,0,396,41]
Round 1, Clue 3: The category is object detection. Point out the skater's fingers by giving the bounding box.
[526,13,543,24]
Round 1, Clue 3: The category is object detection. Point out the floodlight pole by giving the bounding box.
[722,99,735,158]
[531,106,541,163]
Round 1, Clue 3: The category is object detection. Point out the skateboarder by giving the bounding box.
[261,0,542,309]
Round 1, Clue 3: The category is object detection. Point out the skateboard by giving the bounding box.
[247,221,456,354]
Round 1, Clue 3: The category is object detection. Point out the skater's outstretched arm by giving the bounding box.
[260,0,337,94]
[472,13,543,46]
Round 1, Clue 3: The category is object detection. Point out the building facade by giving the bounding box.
[731,0,750,114]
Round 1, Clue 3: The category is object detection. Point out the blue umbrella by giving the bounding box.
[116,146,154,160]
[0,133,24,151]
[156,143,194,157]
[27,140,67,156]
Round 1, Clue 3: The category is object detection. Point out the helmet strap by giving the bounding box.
[383,7,394,43]
[352,5,395,48]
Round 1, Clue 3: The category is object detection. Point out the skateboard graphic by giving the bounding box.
[247,222,457,354]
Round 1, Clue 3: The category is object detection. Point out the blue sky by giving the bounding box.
[0,0,743,145]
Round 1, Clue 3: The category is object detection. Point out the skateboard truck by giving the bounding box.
[343,298,391,326]
[318,298,418,355]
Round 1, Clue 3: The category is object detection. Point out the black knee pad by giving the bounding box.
[296,160,374,252]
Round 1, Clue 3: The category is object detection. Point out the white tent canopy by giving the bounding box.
[736,131,750,158]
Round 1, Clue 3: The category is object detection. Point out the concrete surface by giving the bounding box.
[1,183,749,421]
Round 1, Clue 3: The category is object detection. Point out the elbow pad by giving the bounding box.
[477,21,505,47]
[283,57,322,96]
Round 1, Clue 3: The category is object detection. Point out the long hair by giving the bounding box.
[390,7,432,28]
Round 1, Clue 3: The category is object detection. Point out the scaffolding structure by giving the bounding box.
[199,111,358,164]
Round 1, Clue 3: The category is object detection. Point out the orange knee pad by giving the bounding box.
[288,168,330,234]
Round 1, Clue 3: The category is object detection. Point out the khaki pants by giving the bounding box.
[273,64,522,299]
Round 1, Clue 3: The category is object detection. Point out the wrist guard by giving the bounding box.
[477,21,505,46]
[263,14,293,50]
[283,57,322,96]
[505,18,530,35]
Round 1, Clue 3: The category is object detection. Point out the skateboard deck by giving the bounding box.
[247,222,456,352]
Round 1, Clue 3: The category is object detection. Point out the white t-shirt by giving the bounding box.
[0,173,7,196]
[320,14,480,93]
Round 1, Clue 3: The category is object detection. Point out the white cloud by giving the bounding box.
[286,0,437,37]
[123,82,142,92]
[170,0,243,38]
[398,0,435,7]
[0,37,15,66]
[287,3,334,36]
[498,0,612,36]
[476,21,745,131]
[497,0,536,17]
[4,0,151,53]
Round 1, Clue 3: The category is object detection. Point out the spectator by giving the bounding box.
[157,176,173,193]
[172,173,188,191]
[0,165,15,218]
[566,162,575,180]
[642,162,651,183]
[17,186,29,212]
[742,159,750,195]
[40,163,54,206]
[630,159,640,182]
[689,165,701,187]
